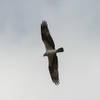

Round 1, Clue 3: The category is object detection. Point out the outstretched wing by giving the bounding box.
[41,21,55,50]
[48,54,59,85]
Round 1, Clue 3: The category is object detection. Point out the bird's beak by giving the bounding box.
[43,53,46,56]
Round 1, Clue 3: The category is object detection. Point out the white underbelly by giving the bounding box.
[47,50,56,55]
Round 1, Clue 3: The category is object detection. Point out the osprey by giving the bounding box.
[41,21,64,85]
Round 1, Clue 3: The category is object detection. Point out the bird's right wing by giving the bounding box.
[41,21,55,50]
[48,54,59,85]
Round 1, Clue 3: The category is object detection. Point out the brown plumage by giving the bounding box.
[41,20,63,85]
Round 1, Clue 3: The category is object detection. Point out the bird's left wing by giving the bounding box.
[41,21,55,50]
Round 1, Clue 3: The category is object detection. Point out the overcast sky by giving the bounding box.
[0,0,100,100]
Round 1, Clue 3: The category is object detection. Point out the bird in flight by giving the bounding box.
[41,20,64,85]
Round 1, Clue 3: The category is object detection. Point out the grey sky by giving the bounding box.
[0,0,100,100]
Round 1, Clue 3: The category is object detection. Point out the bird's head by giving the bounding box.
[43,53,47,57]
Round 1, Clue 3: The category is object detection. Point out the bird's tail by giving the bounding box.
[56,47,64,53]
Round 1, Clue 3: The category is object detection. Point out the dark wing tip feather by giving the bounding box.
[52,79,60,85]
[41,20,48,34]
[41,20,48,30]
[41,20,48,27]
[49,68,60,85]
